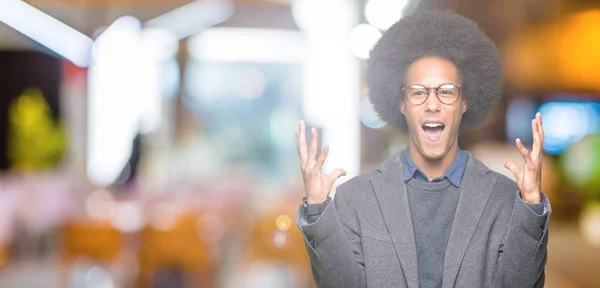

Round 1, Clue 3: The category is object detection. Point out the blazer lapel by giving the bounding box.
[371,151,419,288]
[442,152,495,288]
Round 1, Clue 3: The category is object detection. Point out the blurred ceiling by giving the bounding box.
[0,0,296,50]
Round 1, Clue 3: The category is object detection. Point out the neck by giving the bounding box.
[408,142,459,181]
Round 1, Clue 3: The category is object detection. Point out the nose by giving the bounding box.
[425,89,441,112]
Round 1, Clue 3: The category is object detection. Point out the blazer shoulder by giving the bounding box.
[469,154,519,200]
[485,169,520,203]
[334,169,378,201]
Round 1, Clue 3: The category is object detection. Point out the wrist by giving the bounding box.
[305,196,328,204]
[522,191,541,204]
[304,196,331,216]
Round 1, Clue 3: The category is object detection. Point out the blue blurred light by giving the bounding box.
[506,98,538,146]
[538,101,600,155]
[359,97,386,129]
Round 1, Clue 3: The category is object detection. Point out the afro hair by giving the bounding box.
[366,10,502,133]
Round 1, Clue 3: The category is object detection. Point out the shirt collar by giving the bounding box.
[401,147,468,187]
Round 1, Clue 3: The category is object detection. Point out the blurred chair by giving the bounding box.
[60,221,125,286]
[62,221,124,262]
[0,243,7,269]
[136,212,214,288]
[236,195,315,288]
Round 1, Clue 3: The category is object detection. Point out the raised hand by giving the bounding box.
[296,120,346,204]
[504,112,544,204]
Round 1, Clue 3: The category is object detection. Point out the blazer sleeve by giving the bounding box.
[494,180,551,288]
[296,184,367,288]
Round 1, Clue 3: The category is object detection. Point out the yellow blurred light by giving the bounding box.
[554,10,600,90]
[580,201,600,248]
[504,9,600,92]
[275,215,292,231]
[7,88,66,171]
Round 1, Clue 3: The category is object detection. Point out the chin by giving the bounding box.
[418,141,449,161]
[421,150,445,161]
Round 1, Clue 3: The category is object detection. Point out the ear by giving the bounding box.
[399,100,405,115]
[461,100,468,114]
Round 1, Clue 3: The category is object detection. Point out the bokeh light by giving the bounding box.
[138,27,178,62]
[275,215,292,231]
[271,230,290,249]
[562,134,600,195]
[110,202,144,233]
[359,97,387,129]
[538,101,600,154]
[269,107,298,147]
[580,202,600,248]
[85,189,116,220]
[347,24,382,59]
[232,66,267,100]
[149,203,180,231]
[84,266,114,288]
[365,0,408,30]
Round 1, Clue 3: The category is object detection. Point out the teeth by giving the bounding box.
[423,123,443,128]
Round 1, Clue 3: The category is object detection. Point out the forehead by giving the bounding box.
[406,56,460,85]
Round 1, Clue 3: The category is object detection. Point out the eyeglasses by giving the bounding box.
[401,83,462,105]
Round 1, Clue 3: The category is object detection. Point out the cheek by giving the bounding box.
[402,108,418,126]
[452,109,465,128]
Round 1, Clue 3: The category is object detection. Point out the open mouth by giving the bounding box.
[422,123,445,142]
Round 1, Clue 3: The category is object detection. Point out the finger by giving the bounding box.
[315,145,330,170]
[536,112,545,146]
[307,127,318,165]
[517,138,539,173]
[516,138,535,168]
[515,138,531,158]
[504,161,521,180]
[297,120,307,165]
[531,119,541,156]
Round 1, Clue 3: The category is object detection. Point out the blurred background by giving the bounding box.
[0,0,599,287]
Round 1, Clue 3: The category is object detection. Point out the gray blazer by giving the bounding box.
[297,151,550,288]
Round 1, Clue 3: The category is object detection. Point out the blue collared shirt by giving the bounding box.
[401,148,468,187]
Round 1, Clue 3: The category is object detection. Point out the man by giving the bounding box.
[294,10,550,288]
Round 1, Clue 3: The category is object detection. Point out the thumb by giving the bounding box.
[326,169,347,182]
[504,161,520,180]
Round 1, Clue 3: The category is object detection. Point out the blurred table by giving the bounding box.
[546,222,600,288]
